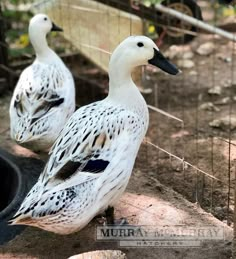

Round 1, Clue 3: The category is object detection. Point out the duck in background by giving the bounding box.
[9,14,75,153]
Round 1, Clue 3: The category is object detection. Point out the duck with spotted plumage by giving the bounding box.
[9,14,76,152]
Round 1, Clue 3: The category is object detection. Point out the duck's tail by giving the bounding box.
[8,181,44,226]
[8,213,35,226]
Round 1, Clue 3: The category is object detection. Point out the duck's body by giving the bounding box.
[10,36,179,234]
[9,14,75,152]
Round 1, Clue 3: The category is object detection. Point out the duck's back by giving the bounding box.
[9,56,75,151]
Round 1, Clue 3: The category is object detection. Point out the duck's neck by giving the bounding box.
[29,30,55,62]
[107,60,147,114]
[108,65,133,94]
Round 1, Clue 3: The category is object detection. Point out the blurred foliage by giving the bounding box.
[1,1,67,61]
[221,5,236,16]
[2,9,33,60]
[8,0,20,4]
[210,1,236,25]
[5,0,34,4]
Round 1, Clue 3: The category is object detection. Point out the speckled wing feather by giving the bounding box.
[10,62,69,142]
[38,100,140,190]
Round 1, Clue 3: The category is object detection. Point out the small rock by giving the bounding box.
[171,160,188,172]
[171,130,190,138]
[182,51,194,59]
[177,59,195,69]
[222,79,231,88]
[196,42,215,56]
[217,53,232,63]
[164,45,191,59]
[215,97,230,105]
[139,87,152,94]
[189,70,198,76]
[208,86,222,95]
[199,102,220,112]
[164,45,180,59]
[199,60,206,65]
[209,116,236,130]
[225,57,232,63]
[214,206,223,214]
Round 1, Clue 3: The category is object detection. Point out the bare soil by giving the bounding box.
[145,35,236,225]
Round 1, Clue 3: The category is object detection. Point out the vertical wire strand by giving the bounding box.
[227,34,235,225]
[98,1,103,105]
[142,6,149,174]
[154,82,160,176]
[153,1,160,176]
[179,0,188,203]
[166,0,172,170]
[118,0,121,43]
[210,4,217,213]
[194,3,202,206]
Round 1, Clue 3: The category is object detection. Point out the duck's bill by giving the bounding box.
[148,48,179,75]
[51,22,63,32]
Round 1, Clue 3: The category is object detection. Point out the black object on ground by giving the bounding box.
[0,148,44,245]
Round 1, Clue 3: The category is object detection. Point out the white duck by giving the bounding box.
[9,14,75,152]
[10,36,179,234]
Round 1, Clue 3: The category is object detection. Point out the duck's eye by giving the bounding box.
[137,42,144,47]
[44,17,47,21]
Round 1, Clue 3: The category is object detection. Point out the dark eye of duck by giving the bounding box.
[137,42,144,47]
[44,17,47,21]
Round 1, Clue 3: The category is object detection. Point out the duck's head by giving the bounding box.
[110,36,179,75]
[29,14,63,36]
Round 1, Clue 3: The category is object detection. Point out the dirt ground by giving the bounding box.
[145,34,236,225]
[0,173,233,259]
[0,90,233,258]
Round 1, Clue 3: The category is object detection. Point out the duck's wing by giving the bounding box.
[12,63,67,117]
[38,102,136,191]
[10,63,71,141]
